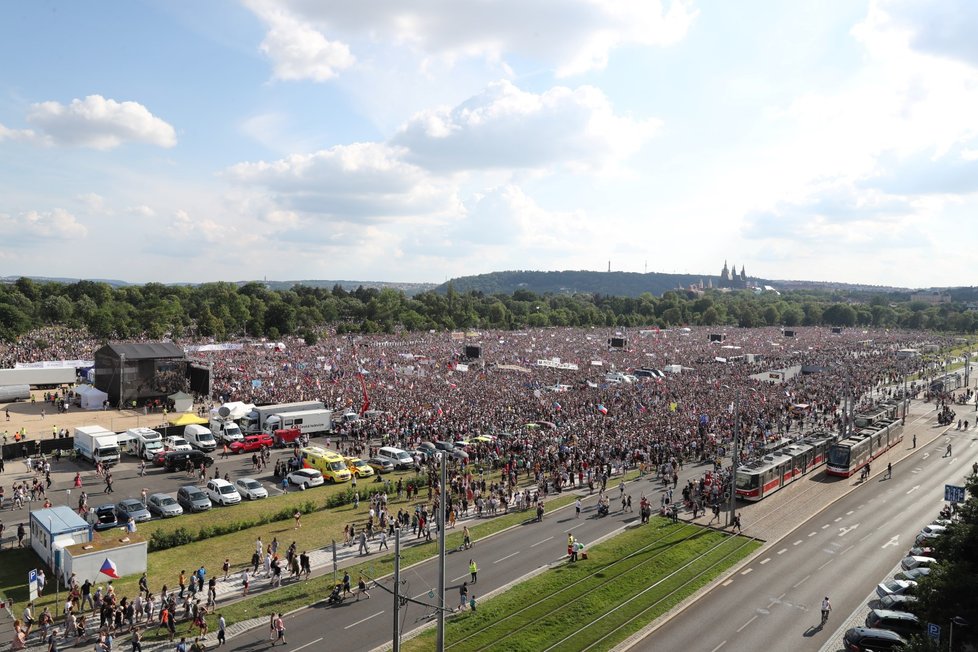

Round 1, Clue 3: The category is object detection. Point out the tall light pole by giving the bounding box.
[436,453,447,651]
[724,386,757,527]
[949,615,967,651]
[393,527,401,652]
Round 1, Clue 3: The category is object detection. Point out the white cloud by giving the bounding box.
[172,209,229,244]
[78,193,106,212]
[244,0,696,78]
[26,95,176,149]
[394,80,660,172]
[880,0,978,68]
[127,205,156,218]
[226,142,460,222]
[0,123,40,144]
[0,208,88,240]
[247,0,355,82]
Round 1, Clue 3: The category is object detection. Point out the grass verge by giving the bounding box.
[402,518,761,652]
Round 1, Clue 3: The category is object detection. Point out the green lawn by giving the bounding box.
[403,518,761,652]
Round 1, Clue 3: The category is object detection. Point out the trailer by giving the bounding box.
[0,367,77,388]
[242,400,326,434]
[0,384,31,402]
[263,409,333,437]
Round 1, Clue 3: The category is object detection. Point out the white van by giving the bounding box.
[126,427,163,460]
[377,446,414,470]
[183,424,217,453]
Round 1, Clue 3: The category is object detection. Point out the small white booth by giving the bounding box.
[75,384,109,410]
[30,506,92,575]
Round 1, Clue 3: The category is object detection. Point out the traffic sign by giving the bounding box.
[28,569,38,602]
[945,484,966,503]
[928,622,941,640]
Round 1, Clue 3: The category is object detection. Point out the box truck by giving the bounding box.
[242,401,326,434]
[74,425,121,466]
[263,409,333,437]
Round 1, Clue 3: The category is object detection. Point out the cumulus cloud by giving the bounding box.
[227,142,459,222]
[245,0,695,78]
[172,209,228,244]
[879,0,978,68]
[0,123,40,144]
[394,80,660,172]
[0,208,88,240]
[26,95,176,149]
[247,0,355,81]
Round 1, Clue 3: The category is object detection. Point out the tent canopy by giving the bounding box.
[76,384,109,410]
[168,391,193,412]
[170,413,207,426]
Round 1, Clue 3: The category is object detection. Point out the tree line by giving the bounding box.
[2,276,978,343]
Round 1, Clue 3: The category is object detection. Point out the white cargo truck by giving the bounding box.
[74,425,121,466]
[126,427,164,460]
[242,400,326,434]
[262,408,333,437]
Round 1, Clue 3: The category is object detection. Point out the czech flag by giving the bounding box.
[99,558,120,579]
[597,404,608,415]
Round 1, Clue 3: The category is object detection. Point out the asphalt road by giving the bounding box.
[631,428,978,652]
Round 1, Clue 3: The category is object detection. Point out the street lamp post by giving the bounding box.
[436,453,447,651]
[949,615,967,651]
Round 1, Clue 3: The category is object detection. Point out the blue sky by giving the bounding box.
[1,0,976,288]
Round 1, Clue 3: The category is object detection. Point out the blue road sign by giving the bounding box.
[928,622,941,640]
[945,484,966,503]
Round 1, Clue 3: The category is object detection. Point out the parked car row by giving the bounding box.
[843,517,951,651]
[94,477,270,526]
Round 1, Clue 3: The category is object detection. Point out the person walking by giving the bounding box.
[733,512,742,533]
[272,614,286,646]
[216,614,226,647]
[945,443,952,458]
[912,433,916,448]
[575,498,581,518]
[886,462,892,479]
[356,576,370,601]
[458,582,468,611]
[469,559,478,584]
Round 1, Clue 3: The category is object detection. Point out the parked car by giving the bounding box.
[163,436,193,452]
[147,493,184,518]
[876,579,917,598]
[344,457,375,478]
[906,546,936,558]
[230,434,274,454]
[877,594,918,611]
[90,504,119,531]
[895,567,931,582]
[176,485,212,513]
[206,478,242,506]
[915,524,947,545]
[900,556,936,571]
[163,450,214,472]
[235,478,268,500]
[865,609,922,638]
[287,468,324,489]
[367,457,395,474]
[842,627,906,651]
[116,498,152,523]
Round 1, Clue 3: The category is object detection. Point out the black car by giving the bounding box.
[878,594,918,611]
[91,504,119,531]
[842,627,906,651]
[163,450,214,472]
[866,609,922,638]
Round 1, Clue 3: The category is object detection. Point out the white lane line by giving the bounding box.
[450,575,467,584]
[345,611,384,629]
[857,504,865,509]
[722,579,734,587]
[291,637,324,652]
[740,568,753,576]
[531,536,553,548]
[777,592,786,600]
[846,510,854,515]
[759,558,771,565]
[819,559,834,570]
[737,615,758,633]
[793,575,810,588]
[566,523,586,532]
[777,548,787,555]
[710,641,727,652]
[494,552,519,564]
[808,532,817,537]
[821,524,829,530]
[793,540,802,546]
[834,517,842,522]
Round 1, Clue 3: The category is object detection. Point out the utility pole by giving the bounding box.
[728,394,739,527]
[393,528,401,652]
[436,454,447,651]
[119,353,126,410]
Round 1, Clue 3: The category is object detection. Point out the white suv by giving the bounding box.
[206,478,242,506]
[164,436,193,452]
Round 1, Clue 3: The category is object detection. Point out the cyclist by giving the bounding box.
[820,596,832,625]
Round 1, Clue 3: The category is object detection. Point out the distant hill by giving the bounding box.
[434,270,919,297]
[1,276,437,296]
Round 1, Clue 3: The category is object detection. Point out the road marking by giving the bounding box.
[494,552,519,564]
[906,485,920,494]
[777,592,786,600]
[450,575,467,584]
[838,524,860,537]
[818,559,834,570]
[882,536,900,549]
[291,637,324,652]
[846,510,854,515]
[736,615,757,633]
[923,453,930,459]
[950,457,958,463]
[759,558,771,565]
[741,568,753,576]
[710,641,726,652]
[566,523,586,532]
[777,548,787,555]
[722,579,733,587]
[840,545,853,556]
[793,540,802,546]
[793,575,810,588]
[834,517,842,522]
[345,611,384,629]
[531,536,553,548]
[857,504,865,509]
[808,532,817,537]
[821,524,829,530]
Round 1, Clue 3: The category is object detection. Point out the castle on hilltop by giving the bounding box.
[718,260,749,290]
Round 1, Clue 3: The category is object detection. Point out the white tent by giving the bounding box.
[220,401,255,420]
[75,384,109,410]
